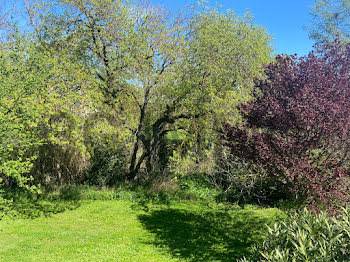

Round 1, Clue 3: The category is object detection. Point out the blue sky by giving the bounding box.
[7,0,316,56]
[153,0,316,56]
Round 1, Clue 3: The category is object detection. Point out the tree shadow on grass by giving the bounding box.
[2,187,81,219]
[139,207,273,261]
[8,199,81,219]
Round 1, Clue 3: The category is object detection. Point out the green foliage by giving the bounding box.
[189,9,272,126]
[213,149,292,206]
[0,25,97,188]
[80,186,124,201]
[59,185,82,201]
[175,174,218,201]
[0,192,12,220]
[0,38,49,189]
[84,145,127,186]
[168,8,272,180]
[35,0,272,180]
[245,208,350,261]
[0,0,273,189]
[307,0,350,43]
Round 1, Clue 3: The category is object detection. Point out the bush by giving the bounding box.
[175,173,218,201]
[84,147,127,187]
[0,193,12,220]
[59,184,82,200]
[222,40,350,211]
[31,142,88,186]
[79,186,121,200]
[243,208,350,261]
[213,149,291,206]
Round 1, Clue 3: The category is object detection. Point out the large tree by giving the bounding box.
[23,0,272,182]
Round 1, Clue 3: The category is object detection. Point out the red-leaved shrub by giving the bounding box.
[222,40,350,211]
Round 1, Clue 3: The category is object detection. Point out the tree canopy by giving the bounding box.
[307,0,350,43]
[222,40,350,210]
[0,0,273,187]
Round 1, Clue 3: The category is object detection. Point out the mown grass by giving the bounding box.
[139,203,283,261]
[0,187,284,261]
[0,201,177,262]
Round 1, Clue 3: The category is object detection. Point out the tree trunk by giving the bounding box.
[127,85,152,180]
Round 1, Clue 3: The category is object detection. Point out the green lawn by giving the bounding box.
[0,200,282,261]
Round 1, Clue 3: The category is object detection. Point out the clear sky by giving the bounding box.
[153,0,316,56]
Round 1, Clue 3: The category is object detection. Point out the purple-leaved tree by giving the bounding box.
[222,39,350,212]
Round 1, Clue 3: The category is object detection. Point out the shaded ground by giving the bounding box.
[139,203,281,261]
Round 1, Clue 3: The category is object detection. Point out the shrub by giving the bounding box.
[176,173,218,201]
[79,186,121,200]
[222,39,350,211]
[0,193,12,220]
[84,147,127,187]
[59,184,81,201]
[213,147,292,206]
[243,208,350,261]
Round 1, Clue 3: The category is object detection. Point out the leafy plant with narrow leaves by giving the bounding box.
[242,208,350,261]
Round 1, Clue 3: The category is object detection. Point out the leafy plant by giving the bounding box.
[222,39,350,211]
[0,192,12,220]
[213,147,291,206]
[307,0,350,43]
[84,147,127,186]
[243,208,350,261]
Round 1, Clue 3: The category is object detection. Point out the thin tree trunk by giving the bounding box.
[127,85,151,180]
